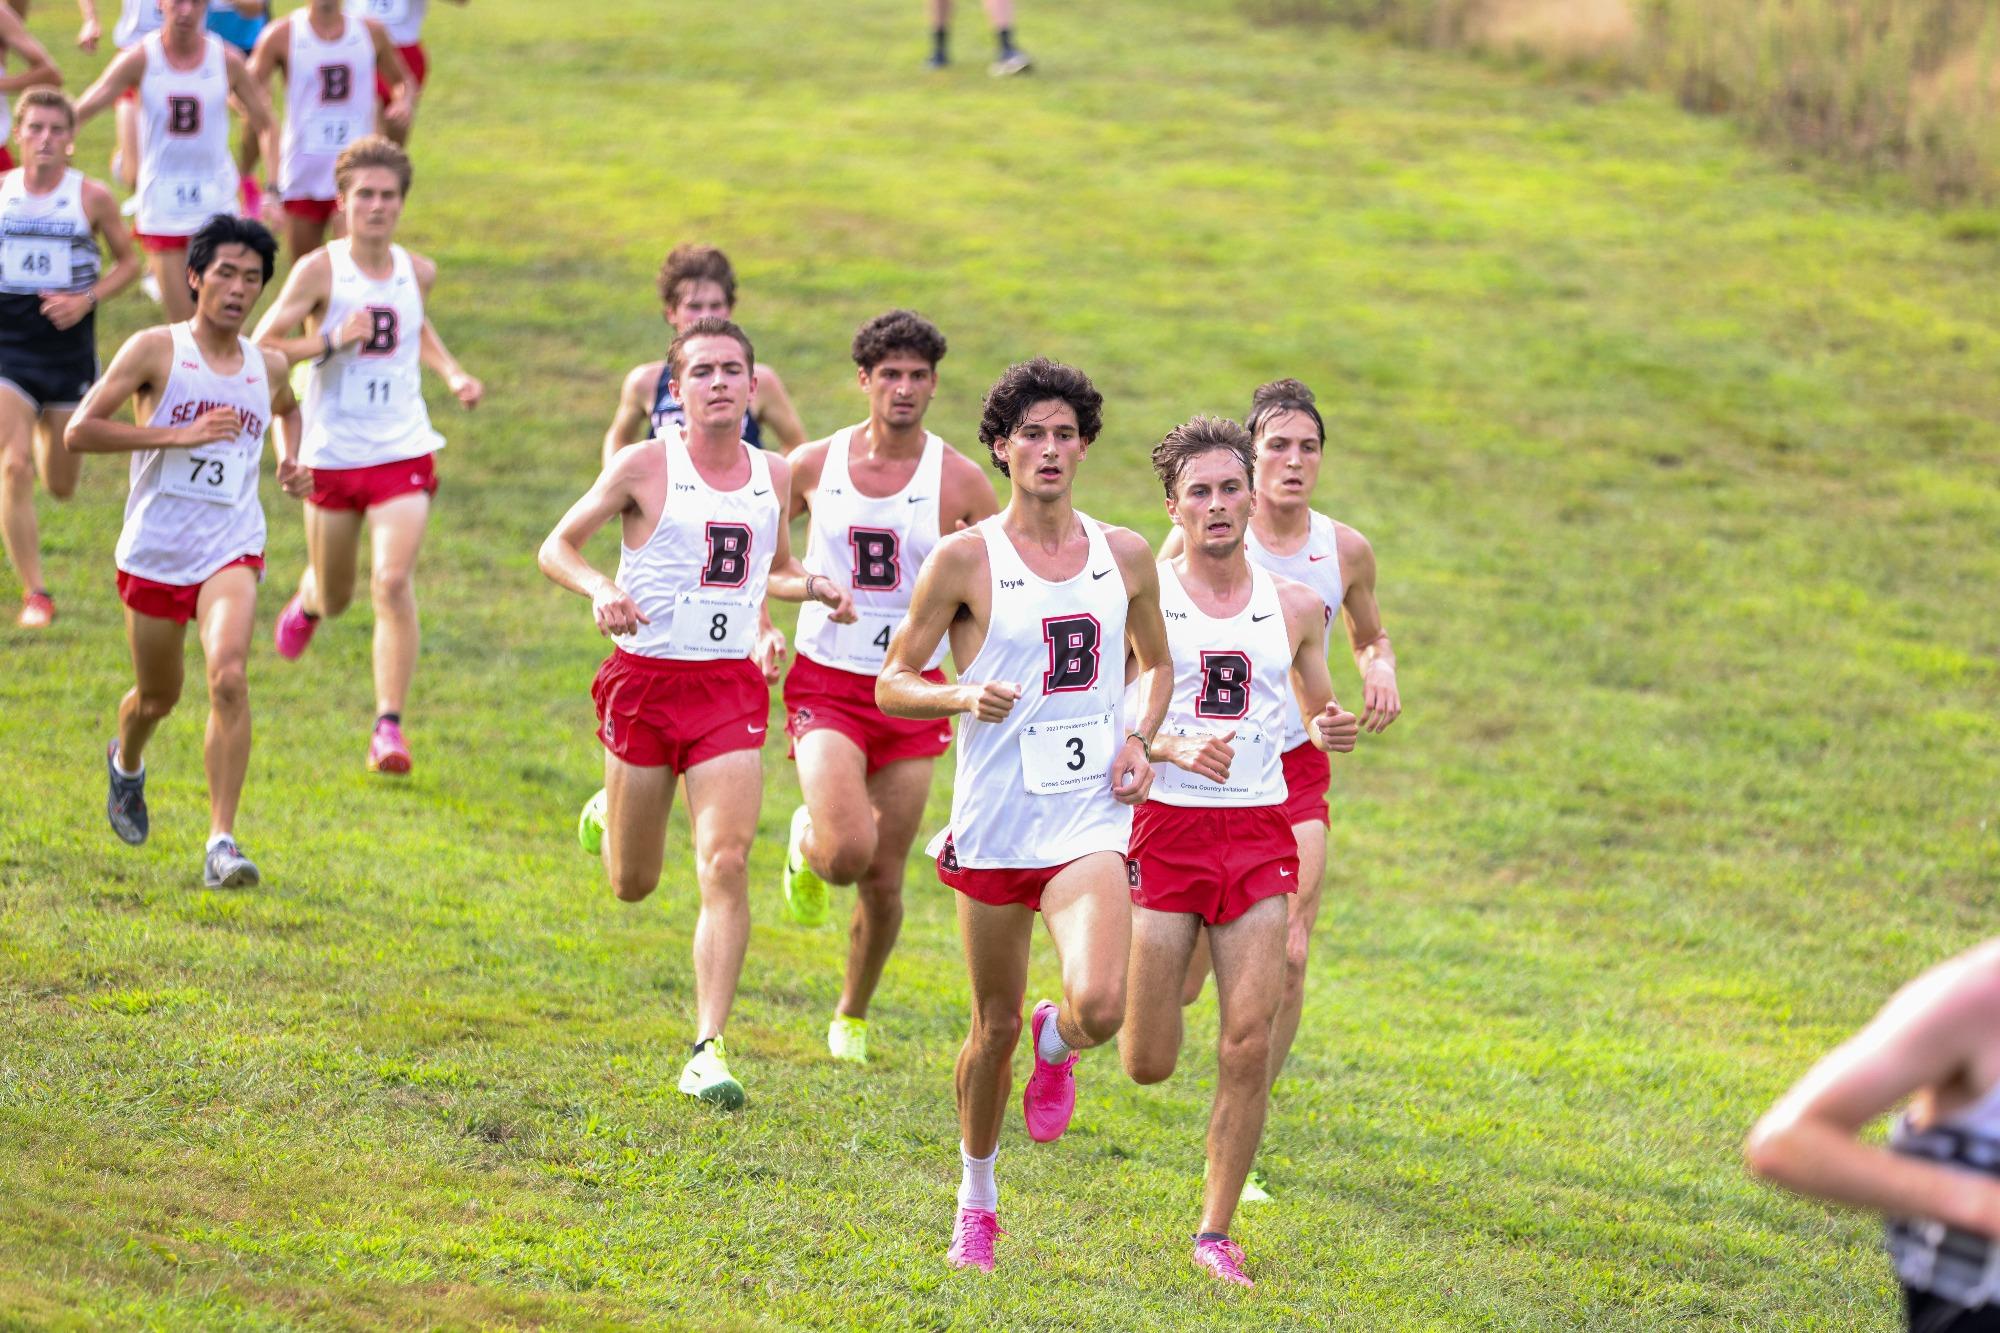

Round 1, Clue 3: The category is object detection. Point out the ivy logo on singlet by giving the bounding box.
[999,578,1024,590]
[166,96,201,136]
[319,64,353,103]
[1165,608,1188,620]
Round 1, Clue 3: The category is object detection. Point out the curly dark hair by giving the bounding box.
[851,309,947,372]
[667,316,755,382]
[976,358,1103,476]
[1152,416,1255,500]
[1246,377,1325,445]
[656,244,737,312]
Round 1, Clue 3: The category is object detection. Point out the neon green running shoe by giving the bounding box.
[827,1013,868,1064]
[577,788,607,856]
[678,1037,745,1110]
[782,804,829,927]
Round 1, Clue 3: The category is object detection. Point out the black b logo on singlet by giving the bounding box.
[701,523,752,588]
[320,64,353,103]
[361,306,398,355]
[1041,615,1102,694]
[1195,650,1252,720]
[166,95,201,136]
[848,528,900,592]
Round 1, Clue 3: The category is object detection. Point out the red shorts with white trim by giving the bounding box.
[377,42,427,102]
[783,653,953,775]
[936,835,1135,914]
[591,650,769,773]
[1129,802,1298,925]
[134,231,190,252]
[282,197,338,223]
[1280,741,1332,827]
[307,452,438,512]
[115,553,264,624]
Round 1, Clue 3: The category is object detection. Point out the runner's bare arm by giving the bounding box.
[1281,577,1356,754]
[764,454,854,622]
[39,180,138,331]
[751,363,806,454]
[1746,945,2000,1239]
[878,531,1007,721]
[941,447,998,532]
[65,330,241,454]
[76,0,100,52]
[1337,522,1399,732]
[0,11,61,92]
[1112,527,1166,805]
[602,362,655,460]
[537,448,651,637]
[410,261,481,408]
[366,19,416,132]
[262,344,307,495]
[250,249,334,365]
[783,438,827,523]
[245,16,284,90]
[1157,525,1185,560]
[72,43,143,124]
[224,46,275,143]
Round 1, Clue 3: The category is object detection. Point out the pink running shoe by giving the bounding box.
[273,595,317,660]
[1022,1000,1078,1143]
[367,718,411,775]
[1192,1235,1253,1288]
[945,1206,1002,1272]
[18,590,54,628]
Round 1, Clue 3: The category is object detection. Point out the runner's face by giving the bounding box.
[1254,410,1322,507]
[339,166,404,239]
[191,243,266,331]
[670,334,753,430]
[858,353,936,429]
[164,0,208,37]
[1168,449,1253,557]
[16,108,75,168]
[995,399,1085,499]
[667,280,732,333]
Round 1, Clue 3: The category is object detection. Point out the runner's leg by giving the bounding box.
[114,97,138,190]
[365,490,427,717]
[300,499,364,617]
[956,892,1034,1156]
[836,755,933,1020]
[682,746,762,1042]
[1267,820,1328,1091]
[193,563,257,837]
[1037,851,1131,1051]
[118,604,188,769]
[1121,905,1200,1084]
[0,389,43,594]
[602,748,674,902]
[154,247,193,322]
[35,409,80,500]
[1201,894,1287,1237]
[796,727,875,883]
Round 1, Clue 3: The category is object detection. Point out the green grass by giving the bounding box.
[4,0,1998,1327]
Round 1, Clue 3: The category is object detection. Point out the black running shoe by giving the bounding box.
[106,739,148,846]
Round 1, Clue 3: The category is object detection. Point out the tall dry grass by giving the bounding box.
[1247,0,2000,200]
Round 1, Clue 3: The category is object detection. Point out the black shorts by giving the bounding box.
[0,297,96,412]
[1907,1286,2000,1333]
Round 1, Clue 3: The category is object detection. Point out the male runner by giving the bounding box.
[73,0,276,322]
[252,135,479,773]
[602,243,805,462]
[778,309,997,1064]
[64,214,295,886]
[1119,417,1359,1288]
[877,357,1173,1272]
[924,0,1030,74]
[88,0,163,190]
[248,0,410,257]
[1168,376,1401,1203]
[2,89,139,627]
[1747,939,2000,1331]
[0,6,60,174]
[206,0,269,217]
[342,0,463,146]
[541,316,853,1111]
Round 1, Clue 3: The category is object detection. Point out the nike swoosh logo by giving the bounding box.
[748,725,766,735]
[1251,613,1273,622]
[906,495,930,504]
[1091,569,1113,580]
[752,488,771,496]
[1308,555,1329,562]
[1279,868,1293,877]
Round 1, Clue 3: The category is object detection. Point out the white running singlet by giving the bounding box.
[114,322,270,585]
[113,0,164,50]
[135,35,236,239]
[344,0,425,49]
[796,425,947,674]
[1245,510,1343,751]
[279,13,374,203]
[936,514,1131,869]
[1147,563,1292,808]
[300,240,442,469]
[0,168,99,296]
[612,433,778,662]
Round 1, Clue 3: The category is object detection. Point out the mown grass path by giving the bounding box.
[3,1,1996,1327]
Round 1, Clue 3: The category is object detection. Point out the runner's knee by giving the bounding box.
[816,828,876,885]
[44,470,77,500]
[1069,982,1125,1044]
[1123,1036,1178,1086]
[697,842,751,888]
[205,660,248,712]
[370,561,415,607]
[0,446,31,489]
[969,1001,1022,1053]
[135,682,182,721]
[1216,1021,1272,1084]
[610,869,656,904]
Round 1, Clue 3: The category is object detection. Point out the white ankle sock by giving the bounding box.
[112,744,141,779]
[1036,1010,1072,1064]
[958,1142,997,1211]
[205,832,232,852]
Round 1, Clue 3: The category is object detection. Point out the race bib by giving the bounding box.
[1020,711,1115,795]
[153,174,219,232]
[357,0,408,23]
[665,592,755,657]
[337,361,405,415]
[828,607,903,670]
[1152,725,1274,801]
[304,113,359,154]
[158,446,242,505]
[1,236,65,287]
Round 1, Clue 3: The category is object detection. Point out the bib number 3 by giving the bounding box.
[1019,712,1115,795]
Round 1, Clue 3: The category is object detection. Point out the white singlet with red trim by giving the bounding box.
[612,432,778,663]
[279,13,375,203]
[1245,510,1343,751]
[300,240,441,470]
[345,0,425,49]
[115,322,270,585]
[933,513,1131,870]
[796,425,946,675]
[113,0,164,50]
[135,34,236,238]
[1147,563,1292,808]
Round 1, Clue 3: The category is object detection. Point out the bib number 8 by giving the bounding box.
[710,612,729,642]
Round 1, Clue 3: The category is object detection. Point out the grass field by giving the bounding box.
[3,0,1999,1327]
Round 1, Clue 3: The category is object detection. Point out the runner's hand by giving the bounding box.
[1360,664,1401,732]
[591,581,648,638]
[447,370,483,410]
[276,457,311,499]
[964,680,1020,723]
[176,407,241,448]
[816,579,856,625]
[754,623,787,684]
[77,17,100,49]
[1311,699,1360,754]
[1169,729,1233,784]
[38,292,93,332]
[1111,735,1153,806]
[334,308,375,350]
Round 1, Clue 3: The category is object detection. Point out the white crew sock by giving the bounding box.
[205,832,232,852]
[1036,1009,1073,1064]
[112,744,141,779]
[958,1142,998,1211]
